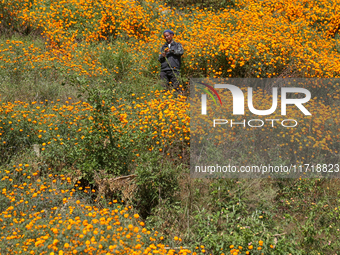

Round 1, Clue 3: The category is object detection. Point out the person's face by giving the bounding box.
[163,32,173,44]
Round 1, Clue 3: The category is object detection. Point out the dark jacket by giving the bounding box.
[158,41,184,72]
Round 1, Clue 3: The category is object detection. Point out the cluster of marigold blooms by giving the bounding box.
[0,91,189,158]
[0,163,273,255]
[225,241,275,255]
[0,0,338,162]
[0,164,188,255]
[0,0,340,78]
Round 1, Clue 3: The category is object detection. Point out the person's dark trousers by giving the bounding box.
[160,70,180,92]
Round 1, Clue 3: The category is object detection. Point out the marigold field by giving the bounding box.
[0,0,340,254]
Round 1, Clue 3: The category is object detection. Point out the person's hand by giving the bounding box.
[161,48,169,57]
[164,47,170,55]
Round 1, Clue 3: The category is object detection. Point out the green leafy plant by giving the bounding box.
[65,75,134,183]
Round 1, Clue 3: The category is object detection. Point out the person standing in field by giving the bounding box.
[159,29,184,93]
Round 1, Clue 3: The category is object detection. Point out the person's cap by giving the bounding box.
[163,29,174,35]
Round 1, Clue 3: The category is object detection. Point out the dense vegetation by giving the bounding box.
[0,0,339,254]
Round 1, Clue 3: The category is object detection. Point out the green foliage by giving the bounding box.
[274,178,340,254]
[98,42,133,81]
[184,179,292,254]
[0,35,78,102]
[65,75,134,183]
[134,152,181,218]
